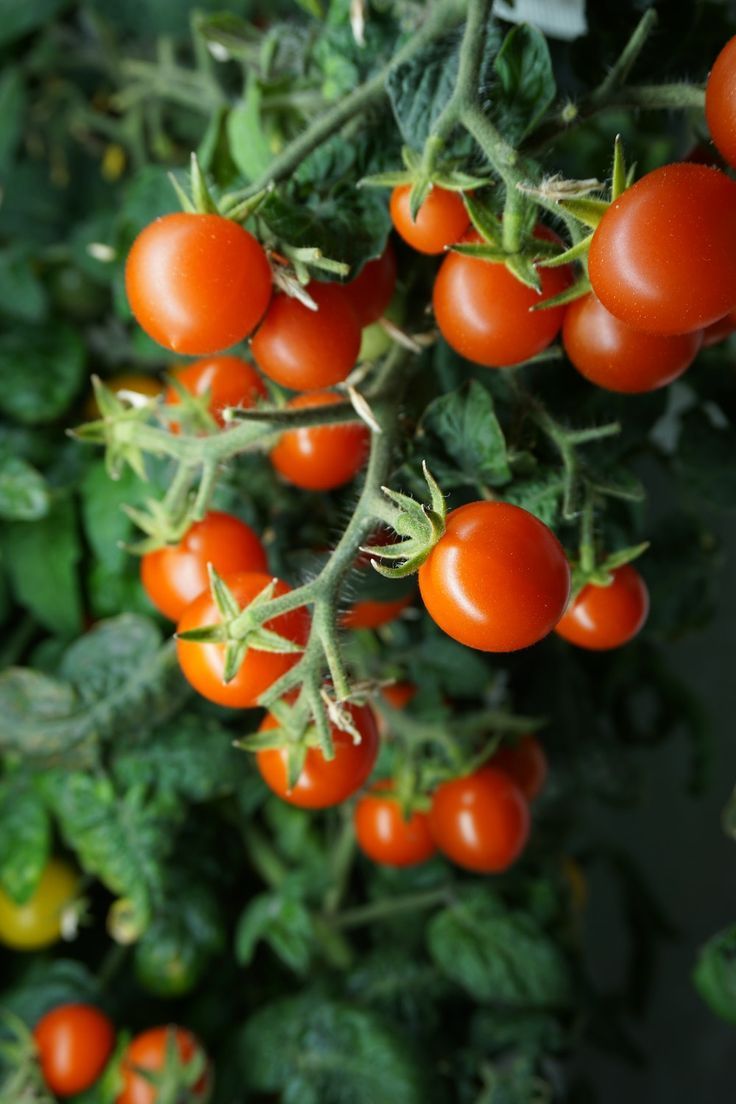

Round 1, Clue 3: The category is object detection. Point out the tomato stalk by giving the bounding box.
[329,886,453,931]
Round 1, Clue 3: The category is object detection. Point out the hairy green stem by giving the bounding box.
[330,886,452,930]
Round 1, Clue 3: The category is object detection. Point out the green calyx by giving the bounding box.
[127,1028,210,1104]
[364,462,447,580]
[70,375,157,481]
[360,144,490,219]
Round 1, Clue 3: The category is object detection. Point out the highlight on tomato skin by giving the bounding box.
[256,702,379,808]
[354,782,437,868]
[270,392,369,491]
[428,767,530,874]
[555,564,650,651]
[390,184,470,255]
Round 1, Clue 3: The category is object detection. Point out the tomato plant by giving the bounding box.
[588,163,736,335]
[141,511,268,621]
[34,1004,115,1098]
[428,768,530,873]
[165,356,267,428]
[270,392,369,490]
[125,213,272,354]
[418,502,571,652]
[555,565,650,650]
[390,185,469,254]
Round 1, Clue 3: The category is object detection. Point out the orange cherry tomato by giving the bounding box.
[251,282,361,390]
[555,564,649,651]
[117,1026,209,1104]
[34,1004,115,1098]
[256,702,379,808]
[176,572,308,708]
[270,392,369,491]
[491,735,548,801]
[354,782,436,867]
[343,243,398,325]
[428,767,530,874]
[165,356,267,428]
[342,593,413,630]
[418,502,571,652]
[380,680,417,710]
[390,185,469,254]
[125,213,272,355]
[141,511,268,622]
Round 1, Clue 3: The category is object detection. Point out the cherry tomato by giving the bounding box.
[176,572,308,708]
[433,227,571,367]
[165,356,267,428]
[125,213,272,355]
[354,782,436,867]
[418,502,571,652]
[492,735,548,801]
[588,163,736,335]
[703,307,736,348]
[428,767,530,873]
[555,564,649,650]
[341,593,413,630]
[562,293,702,393]
[251,282,361,390]
[270,392,369,491]
[343,243,397,325]
[706,37,736,168]
[390,185,469,254]
[0,859,78,951]
[85,373,162,420]
[117,1027,209,1104]
[256,702,379,808]
[380,680,417,710]
[141,511,268,622]
[34,1004,115,1098]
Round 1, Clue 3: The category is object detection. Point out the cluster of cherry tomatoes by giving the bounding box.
[30,1002,207,1103]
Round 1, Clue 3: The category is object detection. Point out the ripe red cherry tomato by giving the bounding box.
[117,1026,209,1104]
[390,185,469,254]
[588,164,736,335]
[34,1004,114,1098]
[492,735,548,801]
[125,213,272,355]
[428,767,529,873]
[343,243,398,325]
[141,511,268,622]
[176,572,308,708]
[256,702,379,808]
[342,593,413,630]
[555,564,649,651]
[354,782,436,867]
[251,282,361,390]
[706,37,736,168]
[562,293,702,393]
[418,502,571,652]
[433,227,571,367]
[165,356,267,428]
[703,307,736,348]
[380,680,417,710]
[270,392,369,491]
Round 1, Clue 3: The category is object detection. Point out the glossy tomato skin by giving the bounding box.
[433,227,571,367]
[703,306,736,347]
[563,293,702,393]
[429,768,530,874]
[125,213,272,355]
[256,703,379,808]
[342,593,413,630]
[270,392,369,491]
[390,185,469,254]
[418,502,571,652]
[354,782,436,867]
[251,282,361,390]
[492,735,548,801]
[176,572,308,708]
[117,1027,209,1104]
[0,859,78,951]
[343,243,398,325]
[555,564,649,651]
[142,512,267,622]
[706,37,736,168]
[34,1004,115,1098]
[588,163,736,335]
[166,356,267,428]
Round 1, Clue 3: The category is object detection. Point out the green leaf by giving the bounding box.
[0,324,85,425]
[0,457,49,521]
[0,0,68,48]
[81,460,150,572]
[407,628,491,701]
[428,888,573,1008]
[239,993,427,1104]
[2,495,83,636]
[235,889,315,975]
[420,380,512,490]
[0,960,100,1027]
[493,24,556,143]
[227,77,275,184]
[0,246,47,323]
[0,772,50,904]
[673,408,736,509]
[0,68,25,170]
[694,925,736,1025]
[503,473,564,527]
